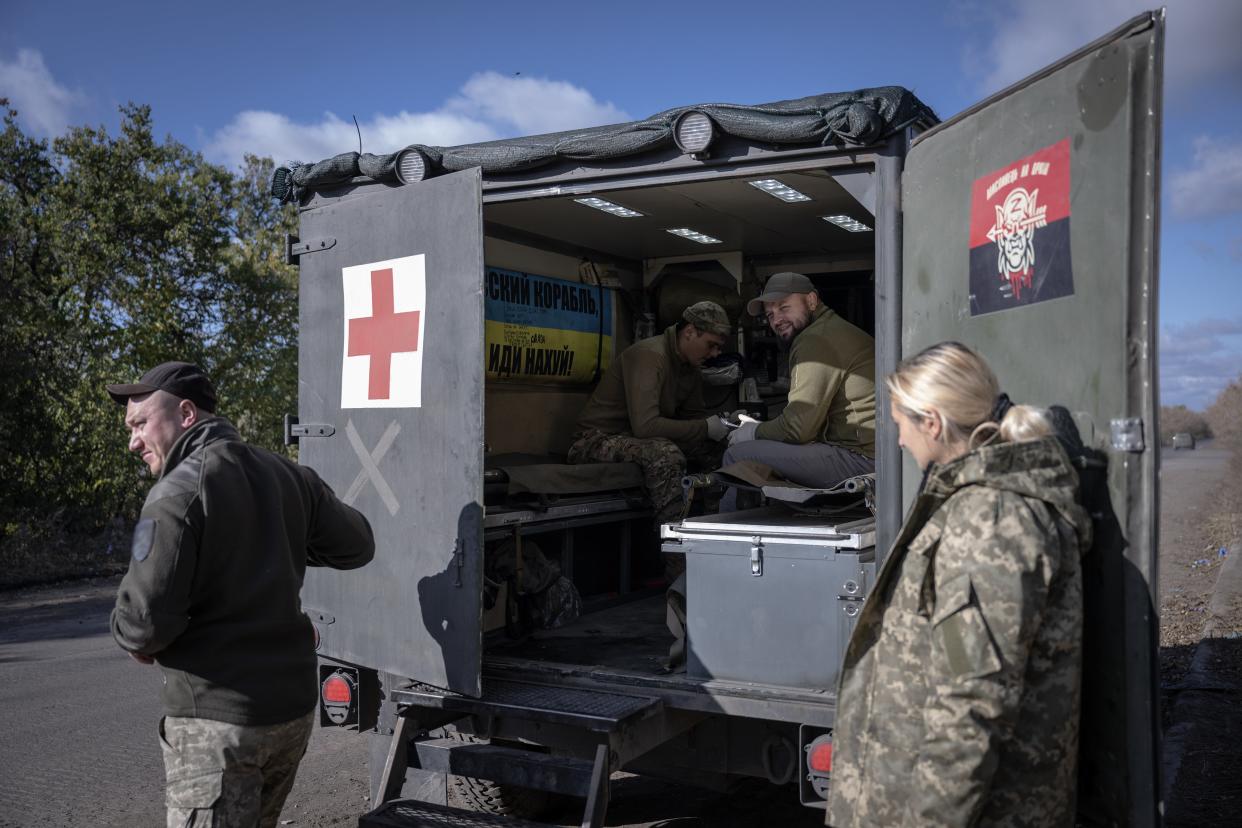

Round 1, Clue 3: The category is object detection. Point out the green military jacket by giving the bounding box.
[574,325,709,449]
[754,306,876,458]
[826,436,1092,827]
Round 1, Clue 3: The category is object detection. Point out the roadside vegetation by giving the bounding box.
[1160,405,1213,446]
[0,100,297,588]
[1205,375,1242,563]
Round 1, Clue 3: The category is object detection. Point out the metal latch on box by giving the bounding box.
[750,537,763,577]
[284,233,337,265]
[838,577,865,617]
[284,414,337,446]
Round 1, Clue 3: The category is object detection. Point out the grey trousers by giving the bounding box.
[719,440,875,511]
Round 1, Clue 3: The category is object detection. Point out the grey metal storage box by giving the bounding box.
[662,509,876,691]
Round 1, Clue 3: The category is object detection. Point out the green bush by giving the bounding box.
[0,101,297,583]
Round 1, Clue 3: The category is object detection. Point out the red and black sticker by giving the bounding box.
[969,138,1073,316]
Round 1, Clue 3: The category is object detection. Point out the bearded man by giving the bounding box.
[722,272,876,509]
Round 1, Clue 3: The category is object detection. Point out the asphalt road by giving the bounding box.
[0,580,816,827]
[4,447,1221,827]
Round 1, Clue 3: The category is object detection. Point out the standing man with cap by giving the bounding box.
[107,361,375,827]
[722,272,875,508]
[569,301,733,532]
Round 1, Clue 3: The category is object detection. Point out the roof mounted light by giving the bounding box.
[574,197,644,218]
[673,110,715,157]
[749,179,812,203]
[394,148,429,184]
[666,227,722,245]
[822,214,872,232]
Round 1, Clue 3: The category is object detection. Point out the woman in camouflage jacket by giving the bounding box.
[826,342,1092,827]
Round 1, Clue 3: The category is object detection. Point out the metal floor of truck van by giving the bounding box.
[489,593,672,674]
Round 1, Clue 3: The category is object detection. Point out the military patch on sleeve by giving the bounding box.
[131,518,157,562]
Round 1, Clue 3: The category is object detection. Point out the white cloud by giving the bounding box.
[447,71,628,136]
[204,73,629,169]
[970,0,1242,97]
[203,110,498,167]
[0,49,86,138]
[1159,317,1242,409]
[1169,135,1242,219]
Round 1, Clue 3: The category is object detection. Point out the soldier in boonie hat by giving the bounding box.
[568,298,734,539]
[682,300,732,338]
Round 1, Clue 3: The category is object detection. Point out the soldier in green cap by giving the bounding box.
[569,301,733,537]
[722,271,876,508]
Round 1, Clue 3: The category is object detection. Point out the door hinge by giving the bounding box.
[284,413,337,446]
[1109,418,1145,452]
[750,537,763,577]
[452,538,465,587]
[284,233,337,265]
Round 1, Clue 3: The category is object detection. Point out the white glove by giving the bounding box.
[705,415,729,442]
[727,420,759,446]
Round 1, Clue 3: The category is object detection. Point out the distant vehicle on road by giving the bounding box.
[1172,432,1196,450]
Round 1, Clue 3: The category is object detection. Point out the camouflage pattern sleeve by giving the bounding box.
[905,488,1060,827]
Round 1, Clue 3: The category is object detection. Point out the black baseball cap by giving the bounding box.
[107,361,218,413]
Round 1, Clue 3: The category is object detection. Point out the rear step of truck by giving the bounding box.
[369,679,671,827]
[392,677,664,732]
[362,798,556,827]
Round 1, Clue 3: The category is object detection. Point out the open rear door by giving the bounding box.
[298,169,485,696]
[900,11,1162,826]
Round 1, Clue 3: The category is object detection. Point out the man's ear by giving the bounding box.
[179,400,200,429]
[805,291,820,311]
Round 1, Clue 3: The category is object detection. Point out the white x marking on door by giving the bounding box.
[343,418,401,516]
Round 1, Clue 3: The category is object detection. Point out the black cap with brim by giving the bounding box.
[107,361,217,413]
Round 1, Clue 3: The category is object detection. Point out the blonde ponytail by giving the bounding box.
[888,342,1052,450]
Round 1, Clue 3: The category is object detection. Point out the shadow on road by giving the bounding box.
[0,591,114,647]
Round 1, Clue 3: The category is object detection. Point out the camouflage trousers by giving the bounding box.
[159,709,315,828]
[567,429,721,525]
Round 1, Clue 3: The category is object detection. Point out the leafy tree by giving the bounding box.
[210,154,299,454]
[0,103,298,550]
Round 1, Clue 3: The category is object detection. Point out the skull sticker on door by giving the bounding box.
[968,139,1074,316]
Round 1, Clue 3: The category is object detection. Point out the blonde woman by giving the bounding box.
[826,341,1091,828]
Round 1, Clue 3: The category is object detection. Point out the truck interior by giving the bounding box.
[476,166,878,683]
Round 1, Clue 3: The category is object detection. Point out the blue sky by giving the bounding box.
[3,0,1239,409]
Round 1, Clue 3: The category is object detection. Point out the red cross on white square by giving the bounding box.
[340,255,425,408]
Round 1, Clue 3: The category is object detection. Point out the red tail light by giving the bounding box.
[808,737,833,773]
[321,674,352,705]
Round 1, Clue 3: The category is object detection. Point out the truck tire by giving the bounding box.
[443,731,556,819]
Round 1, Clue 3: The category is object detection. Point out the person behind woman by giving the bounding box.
[826,341,1092,828]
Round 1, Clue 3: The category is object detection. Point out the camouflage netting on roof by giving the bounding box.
[270,87,936,203]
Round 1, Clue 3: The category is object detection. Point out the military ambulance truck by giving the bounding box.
[273,10,1163,826]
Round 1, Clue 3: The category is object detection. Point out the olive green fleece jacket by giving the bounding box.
[574,325,709,449]
[111,417,375,725]
[755,305,876,458]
